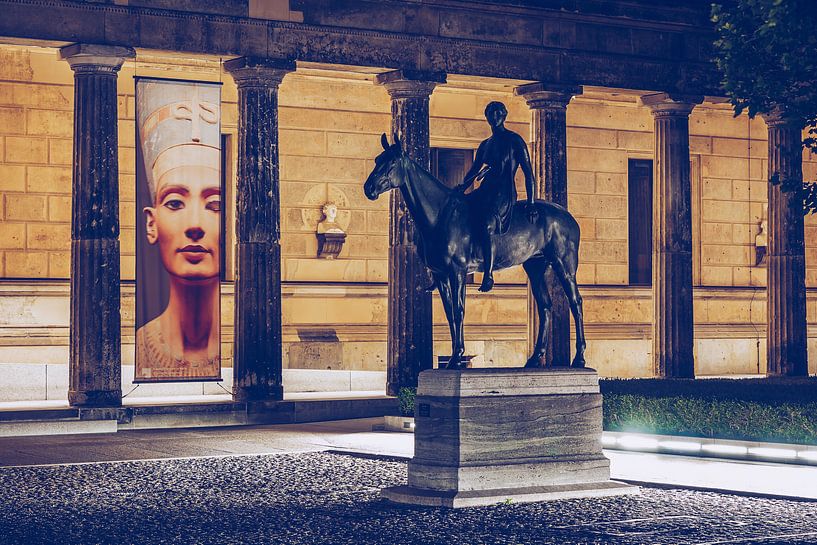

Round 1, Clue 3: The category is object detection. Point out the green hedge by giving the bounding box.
[599,377,817,403]
[603,394,817,445]
[397,387,416,417]
[398,378,817,444]
[601,378,817,445]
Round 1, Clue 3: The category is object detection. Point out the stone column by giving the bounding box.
[60,44,134,407]
[640,93,702,378]
[762,112,807,376]
[515,83,581,367]
[375,70,445,396]
[224,57,295,402]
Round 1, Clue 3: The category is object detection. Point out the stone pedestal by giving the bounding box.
[382,368,636,508]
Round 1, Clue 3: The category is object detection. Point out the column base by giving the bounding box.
[68,389,122,408]
[233,385,284,402]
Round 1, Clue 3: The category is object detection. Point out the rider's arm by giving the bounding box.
[517,136,536,205]
[458,141,486,191]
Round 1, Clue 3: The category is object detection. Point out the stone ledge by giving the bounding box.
[417,367,599,397]
[382,480,638,508]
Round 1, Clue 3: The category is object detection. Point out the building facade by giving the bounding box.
[0,0,814,405]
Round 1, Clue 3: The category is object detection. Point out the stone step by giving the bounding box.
[0,408,79,422]
[0,418,117,438]
[0,396,398,436]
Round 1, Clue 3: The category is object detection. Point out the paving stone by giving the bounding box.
[0,452,816,544]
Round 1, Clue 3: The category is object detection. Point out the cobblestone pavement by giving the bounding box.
[0,452,815,545]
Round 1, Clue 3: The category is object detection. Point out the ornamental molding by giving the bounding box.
[0,0,722,95]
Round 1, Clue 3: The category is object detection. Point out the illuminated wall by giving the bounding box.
[1,45,816,400]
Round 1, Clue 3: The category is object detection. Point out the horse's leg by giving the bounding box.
[478,219,496,293]
[553,251,586,368]
[423,269,437,293]
[435,273,457,366]
[445,270,467,369]
[523,258,552,368]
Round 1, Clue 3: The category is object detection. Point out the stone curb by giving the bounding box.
[603,431,817,466]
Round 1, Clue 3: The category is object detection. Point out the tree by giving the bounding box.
[712,0,817,212]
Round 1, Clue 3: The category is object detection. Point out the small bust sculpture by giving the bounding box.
[317,203,345,234]
[316,202,346,259]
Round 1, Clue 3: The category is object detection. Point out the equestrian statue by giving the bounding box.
[363,101,586,370]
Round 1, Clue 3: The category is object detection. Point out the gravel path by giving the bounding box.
[0,452,815,545]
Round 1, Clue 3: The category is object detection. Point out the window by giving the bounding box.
[628,159,653,286]
[432,148,475,283]
[431,148,474,189]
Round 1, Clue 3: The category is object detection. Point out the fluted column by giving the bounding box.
[640,93,702,378]
[515,83,581,367]
[60,44,134,407]
[224,57,295,402]
[376,70,445,396]
[762,112,807,376]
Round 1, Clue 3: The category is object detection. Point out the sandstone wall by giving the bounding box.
[1,44,816,400]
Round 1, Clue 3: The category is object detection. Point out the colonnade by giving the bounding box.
[59,44,809,407]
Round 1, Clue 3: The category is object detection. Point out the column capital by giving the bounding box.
[224,57,295,88]
[760,108,805,129]
[376,69,446,99]
[59,43,135,74]
[639,92,703,116]
[514,83,582,110]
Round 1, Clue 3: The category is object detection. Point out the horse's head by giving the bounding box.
[364,133,405,200]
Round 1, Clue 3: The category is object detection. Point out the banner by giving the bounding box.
[135,77,223,382]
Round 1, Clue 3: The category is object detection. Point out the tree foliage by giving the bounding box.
[712,0,817,213]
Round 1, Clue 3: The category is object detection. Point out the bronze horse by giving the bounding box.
[364,134,586,369]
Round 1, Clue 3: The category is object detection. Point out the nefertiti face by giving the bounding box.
[144,166,221,282]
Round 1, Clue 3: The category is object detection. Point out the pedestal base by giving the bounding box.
[382,480,637,508]
[382,368,638,508]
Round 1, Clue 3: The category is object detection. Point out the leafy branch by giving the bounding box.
[712,0,817,214]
